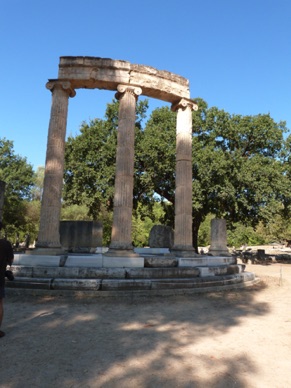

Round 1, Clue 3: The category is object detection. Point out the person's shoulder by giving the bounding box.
[0,238,13,248]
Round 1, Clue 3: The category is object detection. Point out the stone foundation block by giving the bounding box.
[52,278,101,290]
[102,256,144,268]
[13,254,64,267]
[65,255,103,267]
[198,267,217,277]
[7,277,52,289]
[227,264,246,274]
[125,267,200,279]
[144,257,178,268]
[101,279,151,291]
[178,257,205,267]
[135,248,170,256]
[11,266,33,278]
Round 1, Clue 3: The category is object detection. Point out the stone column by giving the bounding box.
[35,81,76,253]
[171,99,198,256]
[208,218,230,256]
[0,180,6,222]
[107,84,141,256]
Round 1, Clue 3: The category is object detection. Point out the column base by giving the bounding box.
[208,249,232,257]
[171,246,200,258]
[104,249,140,258]
[103,248,144,267]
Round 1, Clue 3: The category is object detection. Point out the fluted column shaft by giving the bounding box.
[109,85,141,251]
[36,81,75,249]
[172,99,198,251]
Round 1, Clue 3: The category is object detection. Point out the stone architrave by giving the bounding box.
[208,218,230,256]
[171,99,198,255]
[107,85,142,255]
[35,81,76,252]
[0,180,6,222]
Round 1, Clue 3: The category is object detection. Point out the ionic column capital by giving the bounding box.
[46,80,76,98]
[115,84,142,101]
[171,98,198,112]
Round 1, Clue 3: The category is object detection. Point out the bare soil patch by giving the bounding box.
[1,263,291,388]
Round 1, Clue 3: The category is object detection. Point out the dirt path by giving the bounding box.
[1,263,291,388]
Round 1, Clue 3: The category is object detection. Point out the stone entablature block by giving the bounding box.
[57,56,190,103]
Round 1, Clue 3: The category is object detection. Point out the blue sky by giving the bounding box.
[1,0,290,170]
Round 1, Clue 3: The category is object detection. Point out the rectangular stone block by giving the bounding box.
[60,221,102,253]
[101,279,151,291]
[52,278,101,290]
[144,257,178,268]
[7,277,52,289]
[64,255,103,267]
[32,267,65,278]
[11,266,33,277]
[134,248,170,255]
[151,281,197,289]
[126,267,199,279]
[13,255,63,267]
[198,267,224,277]
[102,256,144,268]
[79,268,126,279]
[178,257,205,267]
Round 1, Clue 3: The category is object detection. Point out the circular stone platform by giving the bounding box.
[6,252,258,297]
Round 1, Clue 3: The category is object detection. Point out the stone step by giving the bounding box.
[6,272,255,292]
[10,264,245,280]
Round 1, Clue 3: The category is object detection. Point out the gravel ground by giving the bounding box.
[0,262,291,388]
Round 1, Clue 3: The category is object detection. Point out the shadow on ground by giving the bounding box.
[1,284,269,388]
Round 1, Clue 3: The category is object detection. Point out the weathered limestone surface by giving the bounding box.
[149,225,174,248]
[60,221,102,252]
[107,85,141,253]
[57,56,190,103]
[171,99,198,252]
[144,256,178,267]
[208,218,231,256]
[36,81,75,250]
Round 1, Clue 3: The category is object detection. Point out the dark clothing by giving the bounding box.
[0,239,14,289]
[0,286,5,298]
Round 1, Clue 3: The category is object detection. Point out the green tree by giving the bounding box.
[0,138,34,239]
[63,99,148,220]
[64,98,290,251]
[31,166,45,201]
[138,99,290,251]
[135,106,176,225]
[132,201,166,247]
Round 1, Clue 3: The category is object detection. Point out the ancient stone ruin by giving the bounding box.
[35,56,198,262]
[7,57,256,294]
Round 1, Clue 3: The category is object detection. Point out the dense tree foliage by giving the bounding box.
[190,99,290,250]
[0,138,35,240]
[134,100,290,250]
[4,98,289,247]
[134,106,176,225]
[62,98,290,249]
[63,99,148,220]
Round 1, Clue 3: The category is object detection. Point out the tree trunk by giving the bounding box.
[192,214,202,254]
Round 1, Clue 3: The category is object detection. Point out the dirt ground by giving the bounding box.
[1,263,291,388]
